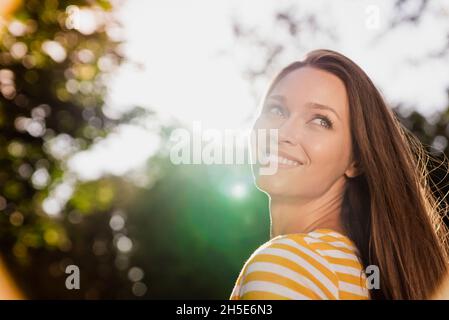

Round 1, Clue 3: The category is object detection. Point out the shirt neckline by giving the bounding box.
[310,228,357,247]
[275,228,354,244]
[311,228,347,237]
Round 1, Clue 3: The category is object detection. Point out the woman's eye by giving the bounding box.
[265,105,285,117]
[312,115,333,129]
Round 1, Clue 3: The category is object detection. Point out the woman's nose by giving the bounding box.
[278,117,300,146]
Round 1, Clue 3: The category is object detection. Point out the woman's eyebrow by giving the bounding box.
[267,95,341,121]
[266,94,286,102]
[306,102,341,121]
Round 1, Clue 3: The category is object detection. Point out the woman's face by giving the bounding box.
[252,66,357,198]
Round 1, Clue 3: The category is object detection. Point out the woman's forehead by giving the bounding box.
[269,67,349,115]
[271,67,345,96]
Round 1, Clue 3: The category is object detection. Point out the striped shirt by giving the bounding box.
[229,228,369,300]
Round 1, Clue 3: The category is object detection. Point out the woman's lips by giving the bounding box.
[261,150,304,169]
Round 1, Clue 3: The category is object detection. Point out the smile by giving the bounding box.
[265,153,302,167]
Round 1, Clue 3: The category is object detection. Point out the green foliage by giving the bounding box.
[0,0,152,298]
[0,0,123,252]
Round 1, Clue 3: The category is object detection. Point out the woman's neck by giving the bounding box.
[269,177,347,239]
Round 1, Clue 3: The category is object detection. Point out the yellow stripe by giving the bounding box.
[337,272,366,287]
[339,290,369,300]
[322,256,363,269]
[314,235,356,248]
[306,241,356,255]
[242,271,321,299]
[240,291,293,300]
[248,253,337,299]
[270,241,337,280]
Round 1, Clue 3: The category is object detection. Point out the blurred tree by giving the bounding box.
[0,0,162,298]
[0,254,22,298]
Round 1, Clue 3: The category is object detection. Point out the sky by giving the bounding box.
[67,0,449,181]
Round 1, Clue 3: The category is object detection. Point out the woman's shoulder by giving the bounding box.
[283,229,361,258]
[231,229,362,300]
[259,228,361,262]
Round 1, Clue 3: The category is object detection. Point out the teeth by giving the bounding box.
[266,154,300,166]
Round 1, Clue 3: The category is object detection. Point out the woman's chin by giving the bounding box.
[255,176,296,196]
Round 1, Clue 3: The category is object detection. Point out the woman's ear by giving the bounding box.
[345,160,362,178]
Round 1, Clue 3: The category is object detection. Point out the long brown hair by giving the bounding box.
[262,49,449,299]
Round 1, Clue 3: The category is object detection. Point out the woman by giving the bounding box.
[229,49,449,300]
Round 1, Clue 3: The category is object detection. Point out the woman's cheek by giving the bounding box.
[305,136,344,167]
[304,137,328,160]
[310,139,350,179]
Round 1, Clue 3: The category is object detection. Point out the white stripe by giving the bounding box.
[230,284,241,298]
[240,280,312,300]
[331,263,365,277]
[309,230,347,240]
[274,237,363,291]
[329,241,357,251]
[258,247,338,294]
[316,249,360,262]
[274,238,336,274]
[244,261,329,299]
[308,231,336,238]
[304,236,357,252]
[273,238,340,297]
[339,281,369,296]
[303,236,328,246]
